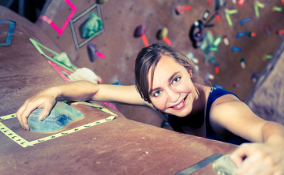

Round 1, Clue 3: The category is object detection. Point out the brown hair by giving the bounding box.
[135,43,204,103]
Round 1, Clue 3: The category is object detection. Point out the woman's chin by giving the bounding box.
[169,109,191,117]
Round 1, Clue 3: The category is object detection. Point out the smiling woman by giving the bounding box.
[16,43,284,174]
[135,43,204,104]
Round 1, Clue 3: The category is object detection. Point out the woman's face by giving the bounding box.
[148,55,197,117]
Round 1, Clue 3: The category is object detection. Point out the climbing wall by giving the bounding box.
[32,0,284,127]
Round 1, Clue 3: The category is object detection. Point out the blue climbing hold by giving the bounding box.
[28,102,84,132]
[231,45,242,52]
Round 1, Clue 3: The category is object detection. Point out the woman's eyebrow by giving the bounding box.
[149,72,180,94]
[169,72,179,83]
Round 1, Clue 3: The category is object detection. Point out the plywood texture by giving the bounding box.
[0,102,237,175]
[247,40,284,125]
[34,0,284,127]
[0,6,65,116]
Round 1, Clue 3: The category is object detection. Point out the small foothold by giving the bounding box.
[87,44,98,62]
[134,25,149,46]
[277,30,284,35]
[238,0,246,6]
[96,0,109,4]
[240,17,252,26]
[252,72,261,83]
[264,24,270,35]
[175,5,191,15]
[112,80,123,85]
[248,32,256,37]
[236,32,247,39]
[231,45,242,52]
[213,84,224,89]
[205,72,214,82]
[223,35,229,45]
[202,10,210,20]
[233,83,241,88]
[214,62,219,74]
[240,58,245,69]
[157,27,168,40]
[212,35,222,47]
[134,25,146,37]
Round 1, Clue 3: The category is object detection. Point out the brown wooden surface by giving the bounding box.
[35,0,284,127]
[0,5,65,116]
[0,102,237,175]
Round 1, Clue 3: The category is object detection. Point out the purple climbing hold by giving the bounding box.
[87,44,98,62]
[134,25,146,37]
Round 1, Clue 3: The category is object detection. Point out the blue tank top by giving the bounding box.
[168,87,249,145]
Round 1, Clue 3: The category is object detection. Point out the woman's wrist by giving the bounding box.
[50,86,64,101]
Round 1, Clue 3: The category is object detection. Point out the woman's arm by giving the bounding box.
[16,80,149,130]
[210,97,284,174]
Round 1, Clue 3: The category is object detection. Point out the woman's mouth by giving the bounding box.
[172,95,187,110]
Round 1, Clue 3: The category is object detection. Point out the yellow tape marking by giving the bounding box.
[0,103,116,148]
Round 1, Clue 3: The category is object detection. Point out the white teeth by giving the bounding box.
[175,99,184,108]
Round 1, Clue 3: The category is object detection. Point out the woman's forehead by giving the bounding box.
[147,55,185,88]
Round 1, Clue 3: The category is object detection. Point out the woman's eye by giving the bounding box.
[154,91,161,97]
[173,77,180,84]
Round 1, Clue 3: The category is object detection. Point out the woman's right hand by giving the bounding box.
[16,87,58,131]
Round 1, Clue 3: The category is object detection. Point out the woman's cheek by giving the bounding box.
[152,97,167,111]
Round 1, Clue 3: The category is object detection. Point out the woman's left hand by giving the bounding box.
[230,143,284,175]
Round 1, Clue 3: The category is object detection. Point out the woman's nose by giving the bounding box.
[167,89,180,103]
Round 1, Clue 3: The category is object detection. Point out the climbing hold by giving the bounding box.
[96,0,109,4]
[87,44,105,62]
[214,62,219,74]
[272,6,282,12]
[28,102,84,132]
[208,55,216,63]
[215,11,221,22]
[238,0,246,6]
[68,67,102,84]
[236,32,247,39]
[233,83,241,88]
[189,20,204,48]
[248,32,256,38]
[264,24,270,35]
[277,30,284,35]
[175,5,191,15]
[157,27,171,45]
[240,17,252,26]
[80,12,103,38]
[212,35,222,47]
[205,72,214,82]
[231,45,242,52]
[223,35,229,45]
[240,58,245,69]
[53,52,73,68]
[214,84,224,89]
[224,9,238,26]
[254,0,265,18]
[252,72,261,83]
[203,10,210,20]
[112,80,123,85]
[262,54,272,61]
[134,25,149,47]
